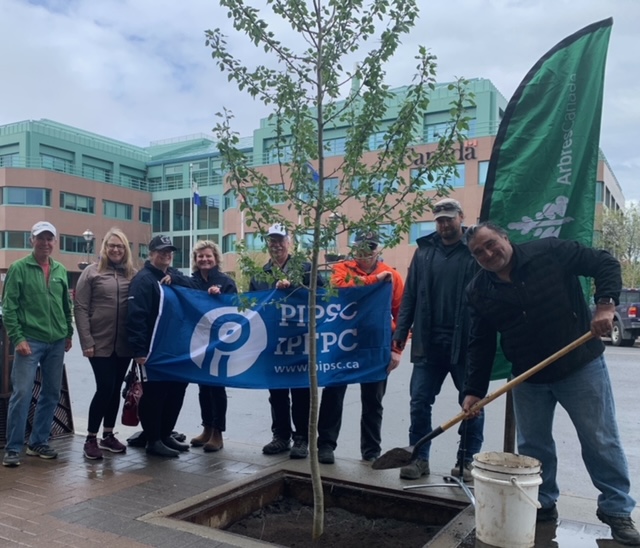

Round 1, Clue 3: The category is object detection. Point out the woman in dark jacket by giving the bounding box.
[74,228,136,460]
[126,235,195,458]
[189,240,238,452]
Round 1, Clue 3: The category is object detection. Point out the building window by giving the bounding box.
[301,178,340,202]
[139,207,151,223]
[165,174,183,189]
[352,176,400,193]
[148,177,162,192]
[82,164,112,182]
[299,230,336,251]
[378,223,394,245]
[266,144,293,164]
[411,164,465,190]
[60,234,92,254]
[595,181,604,203]
[368,132,387,150]
[153,200,170,232]
[478,161,489,186]
[1,231,31,249]
[223,190,237,210]
[423,122,453,143]
[2,187,51,206]
[170,236,190,268]
[103,200,133,220]
[323,137,347,157]
[325,178,340,196]
[198,196,220,229]
[41,154,72,173]
[245,232,265,251]
[60,192,95,214]
[222,234,237,253]
[199,234,220,244]
[139,243,149,259]
[173,198,191,231]
[0,153,19,167]
[410,222,436,243]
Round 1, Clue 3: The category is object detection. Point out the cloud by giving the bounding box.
[1,0,638,199]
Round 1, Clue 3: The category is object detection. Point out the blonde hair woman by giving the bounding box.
[74,228,136,460]
[189,240,237,452]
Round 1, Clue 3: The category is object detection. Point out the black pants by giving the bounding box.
[88,354,131,434]
[138,380,188,443]
[198,384,227,431]
[318,380,387,459]
[268,388,310,442]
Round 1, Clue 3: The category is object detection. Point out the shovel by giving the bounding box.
[372,331,594,470]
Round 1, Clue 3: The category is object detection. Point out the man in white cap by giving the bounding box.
[2,222,73,467]
[249,223,325,460]
[392,198,484,481]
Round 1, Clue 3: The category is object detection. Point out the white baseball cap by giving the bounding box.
[267,223,287,237]
[31,221,57,238]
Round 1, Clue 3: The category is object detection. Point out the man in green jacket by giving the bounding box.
[2,222,73,467]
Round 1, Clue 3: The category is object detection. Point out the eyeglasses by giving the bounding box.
[106,244,125,250]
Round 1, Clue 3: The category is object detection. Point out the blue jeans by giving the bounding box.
[513,354,635,516]
[409,343,484,462]
[6,338,66,452]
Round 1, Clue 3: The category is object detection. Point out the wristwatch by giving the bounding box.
[596,297,615,305]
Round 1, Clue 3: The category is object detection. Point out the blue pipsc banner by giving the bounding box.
[145,284,392,389]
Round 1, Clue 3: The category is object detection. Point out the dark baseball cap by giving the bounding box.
[149,235,177,252]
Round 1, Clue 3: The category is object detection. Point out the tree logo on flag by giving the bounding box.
[507,196,574,239]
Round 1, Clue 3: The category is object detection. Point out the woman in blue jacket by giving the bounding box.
[189,240,237,452]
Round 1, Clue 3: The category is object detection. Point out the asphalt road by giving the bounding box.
[64,333,639,514]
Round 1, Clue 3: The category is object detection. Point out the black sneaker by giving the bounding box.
[318,446,335,464]
[262,437,291,455]
[537,504,558,522]
[597,509,640,545]
[289,437,308,459]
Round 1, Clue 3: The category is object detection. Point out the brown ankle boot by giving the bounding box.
[190,426,213,447]
[203,429,223,452]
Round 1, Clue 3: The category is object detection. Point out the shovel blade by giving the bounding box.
[371,447,414,470]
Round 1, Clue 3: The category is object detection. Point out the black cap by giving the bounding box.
[149,235,177,252]
[353,231,380,246]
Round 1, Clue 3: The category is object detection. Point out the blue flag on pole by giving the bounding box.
[307,162,320,182]
[192,184,201,206]
[145,284,392,388]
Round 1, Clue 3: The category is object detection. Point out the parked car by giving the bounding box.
[604,289,640,347]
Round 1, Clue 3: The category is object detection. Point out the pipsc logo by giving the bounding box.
[190,307,267,378]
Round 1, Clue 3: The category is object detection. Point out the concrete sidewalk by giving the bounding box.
[0,334,637,547]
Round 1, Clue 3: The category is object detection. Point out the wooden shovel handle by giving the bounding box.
[440,331,595,432]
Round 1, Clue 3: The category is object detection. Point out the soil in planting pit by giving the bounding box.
[227,495,440,547]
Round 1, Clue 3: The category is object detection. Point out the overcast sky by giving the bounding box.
[1,0,638,201]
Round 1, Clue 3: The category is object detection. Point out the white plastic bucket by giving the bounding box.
[471,452,542,548]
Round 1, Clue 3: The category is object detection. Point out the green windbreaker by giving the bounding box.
[2,253,73,345]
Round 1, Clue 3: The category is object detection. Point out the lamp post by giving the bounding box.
[78,229,95,270]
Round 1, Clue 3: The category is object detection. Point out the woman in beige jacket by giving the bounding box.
[74,228,136,460]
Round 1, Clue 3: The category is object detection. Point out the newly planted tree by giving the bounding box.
[206,0,473,538]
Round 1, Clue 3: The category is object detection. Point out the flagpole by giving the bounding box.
[189,163,194,255]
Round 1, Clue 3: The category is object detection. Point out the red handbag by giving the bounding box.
[121,363,143,427]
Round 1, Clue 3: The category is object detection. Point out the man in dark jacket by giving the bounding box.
[249,223,324,460]
[462,222,639,546]
[127,235,195,458]
[392,198,484,481]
